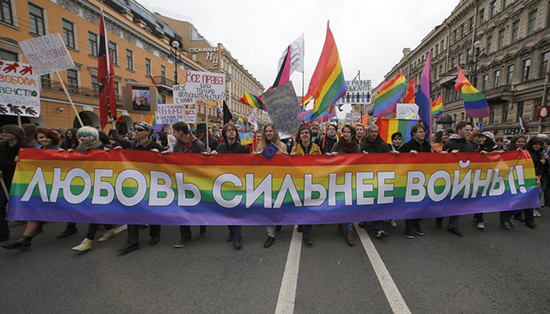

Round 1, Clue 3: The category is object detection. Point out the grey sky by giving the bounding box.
[138,0,458,107]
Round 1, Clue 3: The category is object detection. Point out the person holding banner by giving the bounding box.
[503,135,528,228]
[169,121,208,248]
[355,124,366,145]
[431,130,450,153]
[390,132,403,152]
[320,123,339,154]
[0,125,27,242]
[327,124,361,246]
[70,127,117,252]
[117,122,165,255]
[438,121,476,237]
[399,123,431,239]
[290,124,322,246]
[210,123,249,250]
[256,123,287,249]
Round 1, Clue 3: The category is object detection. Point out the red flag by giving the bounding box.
[98,9,117,128]
[402,77,416,104]
[273,46,291,88]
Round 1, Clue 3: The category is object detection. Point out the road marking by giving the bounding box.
[275,225,302,314]
[355,224,412,314]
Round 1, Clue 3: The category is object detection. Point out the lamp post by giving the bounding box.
[171,40,180,85]
[468,41,488,87]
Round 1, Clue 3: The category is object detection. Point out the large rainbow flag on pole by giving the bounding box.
[455,67,490,118]
[416,51,432,136]
[373,73,407,117]
[431,95,443,118]
[305,22,346,119]
[376,118,418,144]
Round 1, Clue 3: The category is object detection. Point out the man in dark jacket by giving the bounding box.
[399,123,431,239]
[438,121,475,237]
[320,123,339,154]
[196,123,218,152]
[118,122,165,255]
[211,123,249,249]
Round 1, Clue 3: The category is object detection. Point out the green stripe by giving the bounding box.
[312,72,345,119]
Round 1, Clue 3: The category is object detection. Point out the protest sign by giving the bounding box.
[0,61,40,117]
[340,80,371,104]
[173,71,226,105]
[396,103,420,120]
[262,82,302,139]
[8,150,538,226]
[183,109,197,123]
[155,104,184,125]
[19,33,75,76]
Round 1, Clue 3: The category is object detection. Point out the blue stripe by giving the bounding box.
[465,99,489,110]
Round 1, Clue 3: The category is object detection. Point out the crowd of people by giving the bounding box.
[0,118,546,254]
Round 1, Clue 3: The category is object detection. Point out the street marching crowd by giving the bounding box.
[0,118,547,254]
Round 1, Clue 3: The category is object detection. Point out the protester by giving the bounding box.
[327,124,361,246]
[21,124,41,148]
[169,121,208,248]
[311,121,322,145]
[523,136,546,229]
[36,128,60,150]
[439,121,475,237]
[256,123,287,248]
[117,122,164,255]
[389,132,402,152]
[320,123,339,154]
[355,123,366,145]
[0,125,27,242]
[290,124,322,246]
[210,123,249,250]
[431,129,450,153]
[196,122,218,152]
[399,123,431,239]
[63,128,79,150]
[500,135,527,229]
[52,127,66,148]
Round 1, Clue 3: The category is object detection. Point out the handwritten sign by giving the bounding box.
[183,109,197,124]
[262,82,302,139]
[155,104,184,125]
[173,70,226,105]
[19,33,75,76]
[0,61,40,117]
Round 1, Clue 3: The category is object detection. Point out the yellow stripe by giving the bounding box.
[376,75,406,98]
[314,59,343,113]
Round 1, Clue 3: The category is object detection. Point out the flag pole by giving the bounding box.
[56,72,84,127]
[301,33,305,105]
[205,101,210,151]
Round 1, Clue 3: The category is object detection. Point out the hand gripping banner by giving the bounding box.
[7,149,539,225]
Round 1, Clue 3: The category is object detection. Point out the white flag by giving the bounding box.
[249,108,258,132]
[277,35,304,75]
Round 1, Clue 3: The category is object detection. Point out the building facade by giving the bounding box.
[0,0,207,131]
[372,0,550,138]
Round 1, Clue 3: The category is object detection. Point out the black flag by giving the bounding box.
[223,100,233,125]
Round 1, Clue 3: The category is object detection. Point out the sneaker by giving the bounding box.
[476,222,485,230]
[72,238,92,252]
[405,233,415,239]
[375,230,389,239]
[414,226,424,236]
[500,221,511,230]
[97,229,116,242]
[534,209,542,217]
[234,238,242,250]
[1,237,31,250]
[304,236,313,246]
[263,236,275,248]
[508,219,515,228]
[174,238,192,248]
[390,220,397,227]
[345,230,354,246]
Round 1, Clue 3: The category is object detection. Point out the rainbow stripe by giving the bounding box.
[236,114,245,130]
[431,95,443,118]
[402,77,416,104]
[240,91,266,111]
[456,67,490,118]
[373,73,407,117]
[306,24,346,119]
[7,149,539,225]
[416,52,432,135]
[376,118,418,144]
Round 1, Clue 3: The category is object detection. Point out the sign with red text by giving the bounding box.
[19,33,75,75]
[0,61,40,117]
[173,71,226,105]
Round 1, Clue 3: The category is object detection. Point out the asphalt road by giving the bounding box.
[1,211,550,314]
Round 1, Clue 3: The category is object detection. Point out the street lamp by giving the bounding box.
[171,40,180,85]
[468,40,488,87]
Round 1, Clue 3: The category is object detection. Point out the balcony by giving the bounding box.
[40,78,122,103]
[153,76,175,90]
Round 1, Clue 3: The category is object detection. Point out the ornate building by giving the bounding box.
[372,0,550,138]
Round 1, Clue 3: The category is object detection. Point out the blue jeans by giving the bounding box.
[229,226,242,239]
[302,225,312,238]
[448,216,459,228]
[372,221,383,231]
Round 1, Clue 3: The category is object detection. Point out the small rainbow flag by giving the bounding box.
[402,77,416,104]
[236,115,245,130]
[216,102,222,121]
[376,118,418,144]
[373,73,407,117]
[431,95,443,118]
[240,91,266,111]
[305,23,346,119]
[455,67,490,118]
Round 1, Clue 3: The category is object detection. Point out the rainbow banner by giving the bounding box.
[376,118,418,144]
[8,149,538,225]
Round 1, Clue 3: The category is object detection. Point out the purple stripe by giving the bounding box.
[466,107,490,118]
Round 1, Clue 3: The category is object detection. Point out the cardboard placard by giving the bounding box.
[0,61,40,117]
[19,33,75,75]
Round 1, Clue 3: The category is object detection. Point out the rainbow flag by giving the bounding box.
[455,67,490,118]
[431,95,443,118]
[305,23,346,119]
[416,52,432,136]
[236,114,245,130]
[373,73,407,117]
[376,118,418,144]
[402,77,416,104]
[240,91,266,111]
[216,102,222,121]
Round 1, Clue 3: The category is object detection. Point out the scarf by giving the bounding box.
[76,140,102,153]
[299,142,312,155]
[339,137,359,153]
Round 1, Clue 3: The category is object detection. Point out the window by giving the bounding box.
[479,8,485,24]
[460,23,465,38]
[490,1,497,18]
[459,54,463,65]
[91,75,99,93]
[522,59,531,82]
[88,32,98,57]
[498,29,505,49]
[0,0,14,25]
[435,44,439,56]
[461,112,465,121]
[502,103,509,123]
[517,102,524,122]
[482,74,489,90]
[469,17,474,33]
[528,10,537,35]
[0,48,17,61]
[145,58,151,77]
[486,36,492,54]
[503,0,512,9]
[540,51,549,79]
[512,21,519,43]
[494,70,501,87]
[126,49,133,70]
[448,90,453,103]
[62,19,75,49]
[67,69,78,92]
[41,74,51,89]
[114,81,120,97]
[489,107,495,124]
[453,29,458,43]
[108,41,117,65]
[29,3,45,36]
[161,65,166,79]
[507,65,514,85]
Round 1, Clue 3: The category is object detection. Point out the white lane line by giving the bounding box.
[355,223,412,314]
[275,225,303,314]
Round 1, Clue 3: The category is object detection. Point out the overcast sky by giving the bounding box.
[138,0,458,112]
